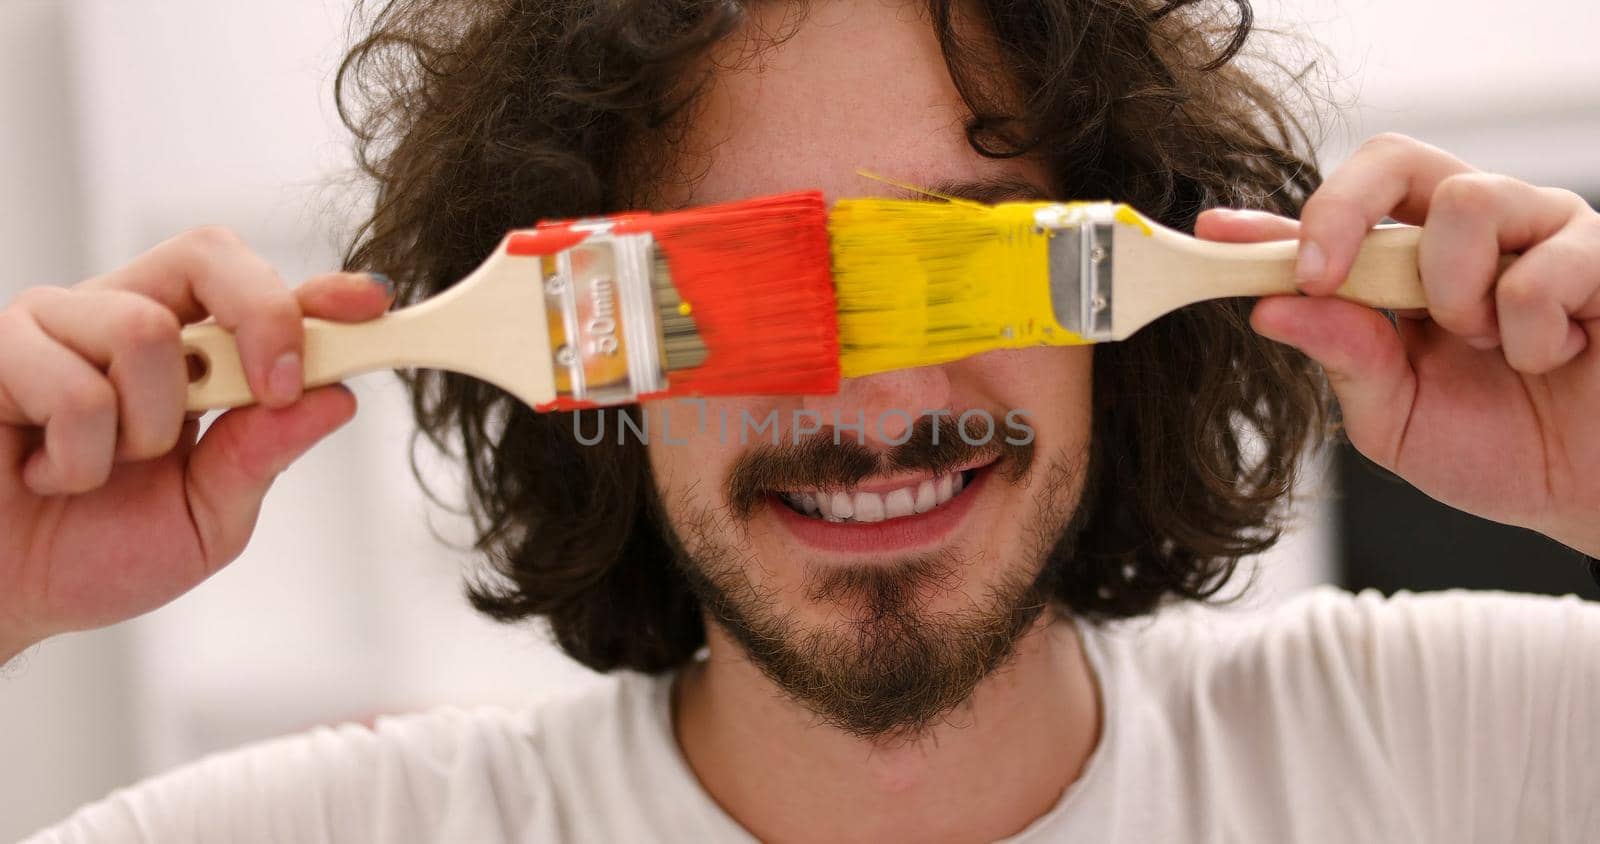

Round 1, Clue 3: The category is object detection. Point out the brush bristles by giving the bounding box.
[650,253,709,371]
[828,198,1084,378]
[636,191,839,397]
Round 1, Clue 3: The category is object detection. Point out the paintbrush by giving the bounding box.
[828,197,1430,377]
[180,191,839,412]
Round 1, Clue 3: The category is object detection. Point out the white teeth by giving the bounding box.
[853,491,886,523]
[780,470,976,524]
[884,488,915,519]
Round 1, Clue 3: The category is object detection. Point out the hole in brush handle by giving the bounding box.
[180,321,255,410]
[186,351,209,382]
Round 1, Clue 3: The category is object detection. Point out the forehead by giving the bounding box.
[677,0,1045,205]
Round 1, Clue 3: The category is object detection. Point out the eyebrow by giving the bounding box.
[895,176,1051,205]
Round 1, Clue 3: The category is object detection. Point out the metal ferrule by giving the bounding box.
[542,221,668,405]
[1035,203,1118,342]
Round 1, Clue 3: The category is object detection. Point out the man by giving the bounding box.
[6,0,1599,840]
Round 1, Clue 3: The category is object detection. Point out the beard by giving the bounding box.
[660,432,1092,743]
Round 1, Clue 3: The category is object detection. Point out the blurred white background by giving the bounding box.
[1,0,1596,838]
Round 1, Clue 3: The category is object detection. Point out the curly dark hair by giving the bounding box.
[337,0,1330,673]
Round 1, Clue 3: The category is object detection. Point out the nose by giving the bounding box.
[800,365,952,447]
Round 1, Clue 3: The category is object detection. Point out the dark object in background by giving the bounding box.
[1335,442,1600,599]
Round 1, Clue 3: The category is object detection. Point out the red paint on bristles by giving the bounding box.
[623,190,840,397]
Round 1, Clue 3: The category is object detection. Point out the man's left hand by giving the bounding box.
[1196,132,1600,558]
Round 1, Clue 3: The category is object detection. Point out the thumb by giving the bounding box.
[182,384,358,566]
[1251,296,1418,468]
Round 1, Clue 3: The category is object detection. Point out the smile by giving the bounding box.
[775,468,977,524]
[760,459,998,555]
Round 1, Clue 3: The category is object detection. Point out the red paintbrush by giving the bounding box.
[177,191,840,411]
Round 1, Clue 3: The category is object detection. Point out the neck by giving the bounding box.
[673,610,1101,843]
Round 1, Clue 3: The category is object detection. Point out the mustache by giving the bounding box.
[725,414,1035,518]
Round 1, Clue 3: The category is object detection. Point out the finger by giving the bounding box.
[1251,296,1417,468]
[0,311,117,495]
[1297,134,1475,295]
[1194,208,1302,242]
[21,286,187,462]
[1418,175,1583,349]
[79,227,305,409]
[294,272,395,321]
[1493,217,1600,374]
[182,385,357,566]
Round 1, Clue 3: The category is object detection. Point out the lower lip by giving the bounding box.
[765,467,992,554]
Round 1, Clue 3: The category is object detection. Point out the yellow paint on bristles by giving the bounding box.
[828,197,1091,378]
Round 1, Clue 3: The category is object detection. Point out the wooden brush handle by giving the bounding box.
[182,248,557,411]
[1174,223,1428,307]
[183,311,430,410]
[1114,219,1517,340]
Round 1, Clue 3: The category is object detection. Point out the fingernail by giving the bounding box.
[268,351,303,405]
[368,273,395,297]
[1466,336,1500,351]
[1294,241,1325,289]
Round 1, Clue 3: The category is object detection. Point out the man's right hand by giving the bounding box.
[0,227,394,662]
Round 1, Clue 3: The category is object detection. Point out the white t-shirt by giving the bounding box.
[27,587,1600,843]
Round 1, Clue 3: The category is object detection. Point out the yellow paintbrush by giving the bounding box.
[828,196,1429,377]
